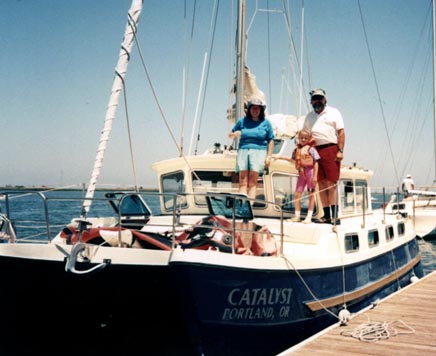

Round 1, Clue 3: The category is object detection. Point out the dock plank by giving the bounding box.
[279,271,436,356]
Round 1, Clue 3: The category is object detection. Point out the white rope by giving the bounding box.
[279,183,354,324]
[281,255,341,321]
[340,318,415,342]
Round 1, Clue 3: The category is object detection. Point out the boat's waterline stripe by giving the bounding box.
[304,254,421,312]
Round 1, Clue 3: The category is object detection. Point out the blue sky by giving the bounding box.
[1,0,434,191]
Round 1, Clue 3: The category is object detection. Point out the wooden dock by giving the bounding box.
[279,271,436,356]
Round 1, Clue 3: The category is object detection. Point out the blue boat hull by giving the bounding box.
[0,238,423,356]
[172,239,423,356]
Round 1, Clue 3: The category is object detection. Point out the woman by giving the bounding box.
[229,97,275,200]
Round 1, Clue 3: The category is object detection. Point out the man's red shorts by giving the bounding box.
[316,144,340,182]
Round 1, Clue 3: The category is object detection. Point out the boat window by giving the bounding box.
[368,229,379,247]
[120,195,151,217]
[191,171,238,206]
[392,203,406,210]
[206,194,253,221]
[104,193,152,229]
[345,233,359,252]
[271,173,295,212]
[271,173,318,214]
[386,225,394,241]
[161,171,188,210]
[398,222,405,237]
[189,171,266,208]
[253,177,266,208]
[273,139,284,154]
[339,179,369,213]
[355,180,368,212]
[340,179,354,212]
[105,192,152,217]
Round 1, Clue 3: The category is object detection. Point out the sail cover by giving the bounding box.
[244,66,266,106]
[228,66,303,139]
[268,113,305,140]
[227,66,266,123]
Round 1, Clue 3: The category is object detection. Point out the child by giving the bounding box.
[275,129,320,223]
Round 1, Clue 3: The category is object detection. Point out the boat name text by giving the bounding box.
[221,287,293,321]
[227,287,292,306]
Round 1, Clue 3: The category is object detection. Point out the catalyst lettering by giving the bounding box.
[227,287,293,306]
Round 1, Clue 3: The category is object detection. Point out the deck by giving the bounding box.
[279,271,436,356]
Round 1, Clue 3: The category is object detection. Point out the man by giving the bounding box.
[401,174,415,198]
[303,89,345,224]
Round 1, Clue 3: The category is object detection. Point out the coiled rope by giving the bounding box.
[340,317,415,342]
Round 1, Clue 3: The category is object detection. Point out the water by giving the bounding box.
[0,190,160,242]
[419,239,436,275]
[1,189,436,275]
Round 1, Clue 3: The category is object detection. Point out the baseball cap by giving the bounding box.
[310,88,326,98]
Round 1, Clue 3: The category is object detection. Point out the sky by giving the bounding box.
[1,0,434,192]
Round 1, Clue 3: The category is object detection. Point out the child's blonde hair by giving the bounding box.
[298,129,312,138]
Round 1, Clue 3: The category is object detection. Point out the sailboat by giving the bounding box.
[384,187,436,240]
[382,0,436,241]
[0,1,424,355]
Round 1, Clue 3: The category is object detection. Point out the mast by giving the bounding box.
[433,0,436,183]
[81,0,143,216]
[235,0,247,123]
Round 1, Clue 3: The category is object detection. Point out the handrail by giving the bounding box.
[0,191,51,242]
[0,189,285,256]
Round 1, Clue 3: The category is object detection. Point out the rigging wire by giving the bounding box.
[226,0,237,144]
[267,0,272,108]
[298,0,305,118]
[303,24,312,96]
[399,54,432,180]
[357,0,401,186]
[189,52,208,156]
[281,0,308,114]
[180,0,198,157]
[367,1,432,187]
[131,10,204,185]
[132,30,187,161]
[382,3,433,185]
[118,12,142,191]
[433,0,436,183]
[245,0,305,115]
[121,79,139,192]
[193,0,221,155]
[403,4,434,183]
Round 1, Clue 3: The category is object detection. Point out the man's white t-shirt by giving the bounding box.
[303,106,344,146]
[402,177,414,191]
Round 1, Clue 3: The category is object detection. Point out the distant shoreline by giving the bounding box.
[0,186,158,192]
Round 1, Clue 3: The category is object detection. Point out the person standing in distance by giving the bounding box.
[401,174,415,198]
[229,97,275,200]
[303,89,345,224]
